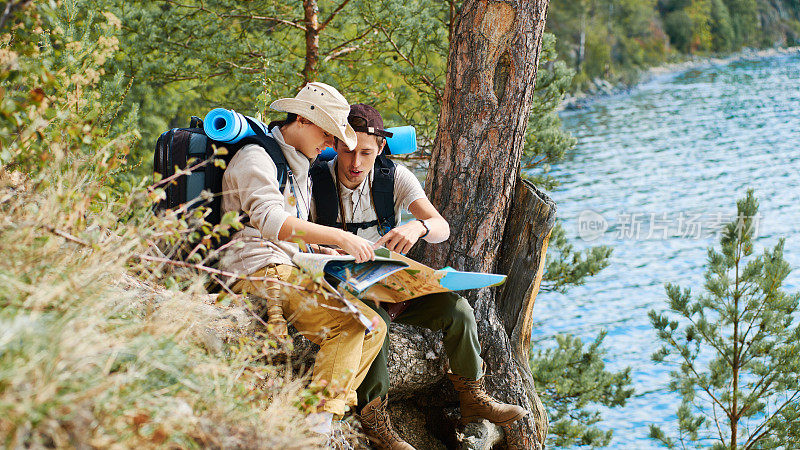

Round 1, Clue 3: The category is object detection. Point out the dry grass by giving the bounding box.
[0,4,368,446]
[0,166,333,448]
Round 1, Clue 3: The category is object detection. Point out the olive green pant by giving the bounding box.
[356,291,483,410]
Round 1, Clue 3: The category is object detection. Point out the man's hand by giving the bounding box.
[374,220,426,254]
[336,230,376,263]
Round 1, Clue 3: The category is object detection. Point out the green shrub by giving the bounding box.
[664,10,695,53]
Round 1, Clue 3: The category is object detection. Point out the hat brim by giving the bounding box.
[270,98,357,150]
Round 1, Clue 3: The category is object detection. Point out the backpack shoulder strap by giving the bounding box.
[310,159,339,227]
[236,118,288,193]
[372,155,396,235]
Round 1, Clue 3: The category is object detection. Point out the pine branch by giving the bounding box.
[164,0,307,31]
[739,293,769,355]
[323,24,377,59]
[665,332,731,417]
[323,45,359,62]
[318,0,351,32]
[740,267,786,356]
[522,155,549,169]
[377,25,443,102]
[222,12,307,30]
[743,391,800,450]
[684,314,734,367]
[712,403,727,448]
[739,325,771,367]
[740,369,781,416]
[219,60,261,74]
[677,428,688,450]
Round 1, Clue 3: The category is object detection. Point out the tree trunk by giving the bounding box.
[303,0,320,83]
[495,179,555,447]
[578,3,586,72]
[409,0,553,448]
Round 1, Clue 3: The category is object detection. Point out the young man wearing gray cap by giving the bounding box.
[309,104,527,449]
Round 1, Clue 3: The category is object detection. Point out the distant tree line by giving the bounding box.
[547,0,800,88]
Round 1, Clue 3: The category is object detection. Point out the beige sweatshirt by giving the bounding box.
[218,127,311,275]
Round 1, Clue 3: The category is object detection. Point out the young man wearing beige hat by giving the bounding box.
[219,83,388,433]
[310,104,528,449]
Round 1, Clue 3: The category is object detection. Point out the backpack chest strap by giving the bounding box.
[310,155,397,236]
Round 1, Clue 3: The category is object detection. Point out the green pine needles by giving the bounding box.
[649,189,800,449]
[530,331,634,448]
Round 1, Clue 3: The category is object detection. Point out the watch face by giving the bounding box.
[418,219,429,237]
[379,222,393,236]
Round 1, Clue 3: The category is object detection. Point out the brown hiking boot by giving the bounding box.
[358,396,415,450]
[448,373,528,426]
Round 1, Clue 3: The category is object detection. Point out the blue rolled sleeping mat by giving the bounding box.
[205,107,417,159]
[384,125,417,155]
[203,108,268,144]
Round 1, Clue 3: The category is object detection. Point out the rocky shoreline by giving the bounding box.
[560,46,800,111]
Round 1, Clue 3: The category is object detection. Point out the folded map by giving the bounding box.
[292,248,507,304]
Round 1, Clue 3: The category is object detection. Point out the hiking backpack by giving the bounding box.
[153,116,288,233]
[309,154,397,236]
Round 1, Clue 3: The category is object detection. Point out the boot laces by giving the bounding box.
[466,378,494,406]
[364,398,402,443]
[377,399,403,442]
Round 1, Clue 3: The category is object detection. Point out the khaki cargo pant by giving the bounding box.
[233,264,387,416]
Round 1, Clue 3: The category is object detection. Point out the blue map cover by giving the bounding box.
[435,267,507,291]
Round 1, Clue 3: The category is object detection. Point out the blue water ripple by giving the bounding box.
[532,50,800,448]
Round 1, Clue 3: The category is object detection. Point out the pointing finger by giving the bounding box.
[374,233,390,248]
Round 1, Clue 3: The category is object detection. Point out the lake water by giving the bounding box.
[531,49,800,448]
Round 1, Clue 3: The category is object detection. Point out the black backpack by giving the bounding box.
[309,154,396,236]
[153,116,288,235]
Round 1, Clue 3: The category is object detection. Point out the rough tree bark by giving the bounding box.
[408,0,554,448]
[495,179,556,446]
[301,0,352,84]
[302,0,320,82]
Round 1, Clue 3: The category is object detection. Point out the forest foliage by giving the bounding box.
[548,0,800,88]
[80,0,800,154]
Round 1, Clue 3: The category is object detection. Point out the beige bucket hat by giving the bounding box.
[270,82,357,150]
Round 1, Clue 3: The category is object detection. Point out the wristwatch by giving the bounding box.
[417,218,430,239]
